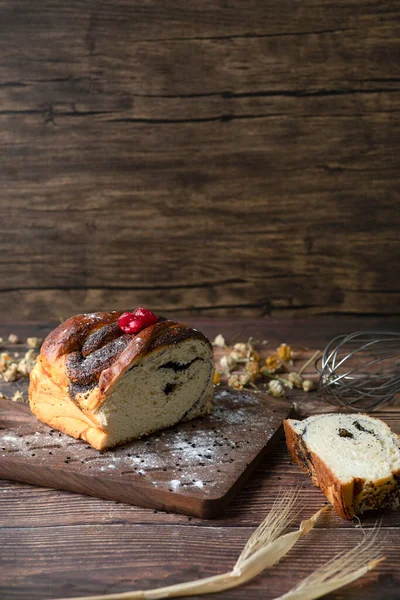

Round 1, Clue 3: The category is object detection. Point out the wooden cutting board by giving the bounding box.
[0,388,292,518]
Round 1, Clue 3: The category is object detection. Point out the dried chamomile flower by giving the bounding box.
[288,372,304,389]
[3,363,18,382]
[17,360,31,377]
[0,353,11,373]
[230,342,249,361]
[8,334,20,344]
[17,349,37,376]
[12,390,25,403]
[228,372,251,391]
[248,348,260,363]
[277,343,294,362]
[233,342,248,355]
[220,354,237,373]
[24,349,36,362]
[27,337,42,349]
[213,371,222,385]
[212,334,226,348]
[264,354,280,373]
[303,379,314,392]
[246,359,260,382]
[268,380,285,398]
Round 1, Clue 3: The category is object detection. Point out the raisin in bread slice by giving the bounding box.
[284,413,400,519]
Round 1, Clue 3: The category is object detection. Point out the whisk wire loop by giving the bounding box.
[318,331,400,411]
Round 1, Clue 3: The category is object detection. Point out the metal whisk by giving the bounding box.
[317,331,400,411]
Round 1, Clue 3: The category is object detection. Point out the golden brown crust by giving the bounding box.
[29,359,109,450]
[41,312,123,364]
[283,419,354,519]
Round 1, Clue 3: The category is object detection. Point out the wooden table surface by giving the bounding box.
[1,316,400,600]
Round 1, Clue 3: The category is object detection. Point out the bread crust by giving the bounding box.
[29,312,213,450]
[29,359,109,449]
[284,419,357,519]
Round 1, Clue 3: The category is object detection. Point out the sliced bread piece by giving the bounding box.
[284,413,400,519]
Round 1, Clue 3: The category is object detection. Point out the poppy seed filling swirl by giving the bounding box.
[66,323,131,386]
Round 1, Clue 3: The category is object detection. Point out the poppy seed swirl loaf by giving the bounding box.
[29,312,215,450]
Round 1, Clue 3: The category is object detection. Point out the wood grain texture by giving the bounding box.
[0,1,400,321]
[1,525,399,600]
[0,317,400,599]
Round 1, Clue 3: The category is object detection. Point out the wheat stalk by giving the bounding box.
[52,488,325,600]
[277,525,385,600]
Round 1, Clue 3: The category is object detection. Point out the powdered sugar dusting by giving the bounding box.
[215,389,259,406]
[1,434,20,443]
[170,430,217,463]
[0,430,61,456]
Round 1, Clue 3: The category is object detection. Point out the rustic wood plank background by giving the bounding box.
[1,1,400,322]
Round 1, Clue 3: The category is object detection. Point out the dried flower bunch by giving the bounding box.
[212,335,318,398]
[0,334,42,402]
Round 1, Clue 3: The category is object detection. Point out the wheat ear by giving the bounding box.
[234,487,301,568]
[277,525,385,600]
[52,488,326,600]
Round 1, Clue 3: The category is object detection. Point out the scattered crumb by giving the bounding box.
[0,392,7,400]
[8,334,20,344]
